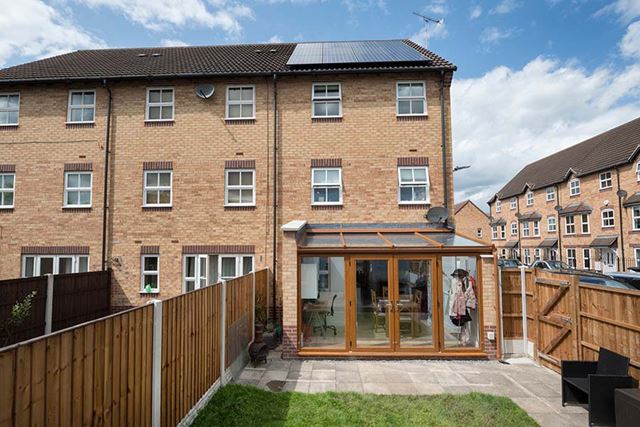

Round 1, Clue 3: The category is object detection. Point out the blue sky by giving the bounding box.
[2,0,640,206]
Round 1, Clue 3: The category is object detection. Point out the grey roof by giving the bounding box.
[537,238,558,248]
[590,235,618,248]
[288,40,427,66]
[505,240,519,249]
[490,217,506,226]
[0,39,456,84]
[491,117,640,201]
[557,202,593,217]
[623,192,640,207]
[517,211,542,222]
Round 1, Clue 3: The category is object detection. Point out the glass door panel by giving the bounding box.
[354,259,392,349]
[397,259,434,349]
[58,257,74,274]
[441,256,480,349]
[39,257,54,275]
[198,255,208,288]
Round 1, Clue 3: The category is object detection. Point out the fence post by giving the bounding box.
[151,299,163,427]
[44,274,54,335]
[252,272,256,344]
[497,266,505,359]
[519,266,528,356]
[570,274,582,360]
[220,280,227,383]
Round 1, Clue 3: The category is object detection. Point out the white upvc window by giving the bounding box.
[141,255,159,293]
[580,214,590,234]
[312,168,342,205]
[0,173,15,208]
[396,81,426,116]
[567,248,576,269]
[64,171,92,208]
[510,197,517,210]
[522,222,530,237]
[565,215,576,235]
[534,248,542,261]
[220,255,254,280]
[524,249,531,265]
[0,93,20,125]
[546,187,555,202]
[492,226,498,240]
[226,85,255,119]
[526,191,534,206]
[225,169,255,206]
[533,220,540,237]
[602,209,615,228]
[583,248,592,270]
[495,200,501,213]
[398,166,429,204]
[599,171,612,190]
[183,254,209,292]
[144,170,172,207]
[633,206,640,231]
[547,215,557,232]
[569,178,580,196]
[635,248,640,268]
[67,90,95,123]
[636,163,640,182]
[22,254,89,277]
[312,83,342,118]
[511,221,517,236]
[146,87,174,121]
[500,225,506,239]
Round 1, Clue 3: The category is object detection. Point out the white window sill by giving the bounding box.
[63,205,92,209]
[398,201,430,205]
[143,204,173,208]
[225,117,255,121]
[140,290,159,295]
[312,115,343,119]
[144,119,174,123]
[224,203,256,207]
[396,113,428,118]
[312,203,343,206]
[0,205,14,209]
[602,226,615,229]
[0,123,18,127]
[66,121,95,125]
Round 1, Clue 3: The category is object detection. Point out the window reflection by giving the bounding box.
[442,256,480,348]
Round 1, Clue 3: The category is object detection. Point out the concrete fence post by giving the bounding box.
[519,265,528,356]
[497,266,505,359]
[252,272,256,344]
[44,274,54,335]
[151,299,163,427]
[220,280,227,383]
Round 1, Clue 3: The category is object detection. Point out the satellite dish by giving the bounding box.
[425,206,449,224]
[195,84,215,99]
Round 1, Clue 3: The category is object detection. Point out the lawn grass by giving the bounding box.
[193,384,538,427]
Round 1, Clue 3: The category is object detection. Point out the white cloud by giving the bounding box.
[490,0,521,15]
[161,39,189,47]
[0,0,104,67]
[596,0,640,22]
[267,35,283,43]
[621,21,640,58]
[452,58,640,205]
[424,0,448,16]
[410,21,448,48]
[469,5,482,20]
[79,0,253,33]
[480,27,514,44]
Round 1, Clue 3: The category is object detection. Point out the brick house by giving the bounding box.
[488,117,640,272]
[0,40,499,359]
[454,200,491,244]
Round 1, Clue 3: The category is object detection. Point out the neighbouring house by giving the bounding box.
[454,200,491,244]
[488,117,640,272]
[0,39,499,359]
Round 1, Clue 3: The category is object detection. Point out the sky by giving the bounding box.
[1,0,640,209]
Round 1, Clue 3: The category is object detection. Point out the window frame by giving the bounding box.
[0,172,15,209]
[546,187,556,202]
[601,209,615,228]
[145,87,174,122]
[67,89,96,124]
[225,169,256,207]
[533,220,540,237]
[599,171,612,190]
[0,92,20,126]
[225,85,256,120]
[567,248,576,269]
[311,167,343,206]
[569,178,580,196]
[511,221,517,236]
[580,214,590,234]
[396,81,427,117]
[633,206,640,231]
[565,215,576,235]
[492,226,498,240]
[219,254,254,280]
[524,248,531,265]
[21,254,89,277]
[526,191,534,206]
[311,82,342,118]
[143,170,173,208]
[140,255,160,293]
[495,200,501,213]
[583,248,591,270]
[635,248,640,268]
[64,171,92,208]
[522,221,530,237]
[636,162,640,182]
[397,166,430,205]
[547,215,557,232]
[500,225,506,240]
[510,198,517,210]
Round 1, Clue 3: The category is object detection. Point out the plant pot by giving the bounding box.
[254,322,265,343]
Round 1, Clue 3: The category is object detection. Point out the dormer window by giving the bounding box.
[569,178,580,196]
[495,200,501,213]
[526,191,534,206]
[510,198,516,210]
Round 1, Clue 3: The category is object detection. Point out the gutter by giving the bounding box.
[615,167,626,270]
[439,71,450,216]
[101,80,113,270]
[272,73,278,323]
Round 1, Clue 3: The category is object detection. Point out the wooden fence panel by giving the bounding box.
[161,283,222,427]
[0,304,153,427]
[225,274,253,369]
[0,276,47,346]
[52,271,111,331]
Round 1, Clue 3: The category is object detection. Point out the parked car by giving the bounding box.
[530,260,572,271]
[498,258,523,268]
[605,272,640,290]
[578,271,637,290]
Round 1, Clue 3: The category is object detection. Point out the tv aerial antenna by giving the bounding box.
[412,12,444,49]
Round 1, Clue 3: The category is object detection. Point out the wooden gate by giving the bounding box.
[534,272,580,371]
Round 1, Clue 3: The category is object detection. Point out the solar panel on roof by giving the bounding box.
[287,40,428,66]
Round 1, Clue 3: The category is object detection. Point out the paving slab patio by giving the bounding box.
[235,351,589,427]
